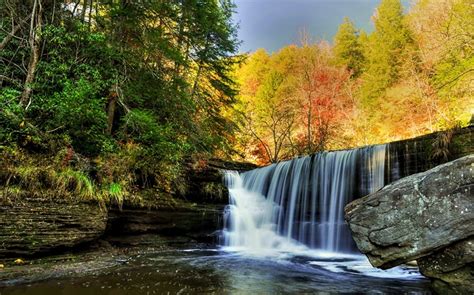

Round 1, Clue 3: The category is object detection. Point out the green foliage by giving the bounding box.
[41,78,108,155]
[0,0,240,206]
[360,0,413,104]
[0,88,24,145]
[333,17,365,77]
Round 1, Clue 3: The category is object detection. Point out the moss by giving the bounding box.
[450,129,473,159]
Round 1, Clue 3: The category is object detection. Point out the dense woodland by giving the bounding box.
[1,0,240,206]
[0,0,472,206]
[232,0,473,164]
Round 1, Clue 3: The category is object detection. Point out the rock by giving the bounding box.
[417,237,473,294]
[0,198,107,258]
[428,265,473,295]
[106,204,224,244]
[183,158,258,203]
[345,155,474,269]
[385,126,473,182]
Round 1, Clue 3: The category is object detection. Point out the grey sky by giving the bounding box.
[232,0,410,53]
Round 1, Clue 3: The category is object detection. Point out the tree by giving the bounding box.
[0,0,242,200]
[235,51,297,163]
[296,44,353,153]
[360,0,413,104]
[333,17,364,77]
[409,0,474,128]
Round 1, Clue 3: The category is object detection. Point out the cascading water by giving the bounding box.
[222,144,387,254]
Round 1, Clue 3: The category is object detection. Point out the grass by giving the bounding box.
[0,136,217,211]
[0,146,186,210]
[56,168,95,200]
[106,182,124,210]
[1,148,105,206]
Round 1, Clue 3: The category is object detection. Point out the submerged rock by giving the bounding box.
[345,155,473,269]
[0,199,107,258]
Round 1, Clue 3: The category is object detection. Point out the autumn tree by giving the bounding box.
[233,43,355,163]
[409,0,474,128]
[296,43,353,153]
[234,49,298,163]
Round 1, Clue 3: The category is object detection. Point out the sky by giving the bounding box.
[232,0,410,53]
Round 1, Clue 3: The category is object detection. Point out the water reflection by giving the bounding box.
[1,246,432,294]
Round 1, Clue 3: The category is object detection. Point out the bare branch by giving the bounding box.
[0,15,30,51]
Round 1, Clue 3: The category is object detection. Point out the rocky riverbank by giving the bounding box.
[0,198,224,260]
[0,158,255,260]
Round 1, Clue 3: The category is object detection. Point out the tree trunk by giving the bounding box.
[307,95,312,153]
[190,33,210,100]
[106,91,117,135]
[20,0,42,108]
[0,12,31,51]
[88,0,93,29]
[190,62,203,100]
[81,0,87,22]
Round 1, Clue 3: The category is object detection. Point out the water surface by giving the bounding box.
[1,244,432,294]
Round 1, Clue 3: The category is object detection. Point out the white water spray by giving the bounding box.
[222,145,387,254]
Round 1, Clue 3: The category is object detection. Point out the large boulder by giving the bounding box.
[345,155,474,269]
[0,198,107,258]
[417,237,473,294]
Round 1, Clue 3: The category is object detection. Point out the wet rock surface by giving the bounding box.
[0,197,223,259]
[183,158,257,203]
[345,155,474,293]
[0,199,107,258]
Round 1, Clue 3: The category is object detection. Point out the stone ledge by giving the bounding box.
[0,198,107,258]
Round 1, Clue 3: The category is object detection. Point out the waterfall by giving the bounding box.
[222,144,387,254]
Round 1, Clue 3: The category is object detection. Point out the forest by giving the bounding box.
[232,0,473,164]
[0,1,473,293]
[1,0,473,206]
[1,0,241,207]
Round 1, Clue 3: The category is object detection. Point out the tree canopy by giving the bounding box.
[231,0,472,164]
[0,0,240,206]
[1,0,472,183]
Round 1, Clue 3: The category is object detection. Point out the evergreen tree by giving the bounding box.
[360,0,413,104]
[333,17,364,77]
